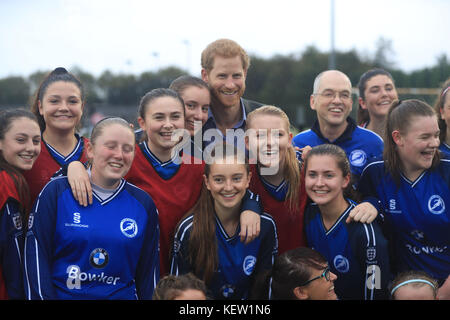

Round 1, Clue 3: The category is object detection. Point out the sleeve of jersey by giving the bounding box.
[24,183,58,300]
[0,203,24,299]
[255,215,278,274]
[240,190,262,215]
[135,203,160,300]
[357,165,384,221]
[357,222,391,300]
[169,217,194,276]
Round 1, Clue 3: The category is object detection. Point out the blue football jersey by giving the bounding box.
[305,200,391,300]
[171,213,278,300]
[439,143,450,157]
[358,160,450,283]
[24,177,160,300]
[292,118,383,185]
[0,200,24,299]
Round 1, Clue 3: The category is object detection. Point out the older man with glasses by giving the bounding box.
[293,70,385,224]
[293,70,384,185]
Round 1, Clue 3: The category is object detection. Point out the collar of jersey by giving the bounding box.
[311,117,356,144]
[316,199,355,236]
[44,133,83,166]
[139,141,182,180]
[91,178,126,205]
[215,214,241,241]
[400,170,427,187]
[258,170,288,202]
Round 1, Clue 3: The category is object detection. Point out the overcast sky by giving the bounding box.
[1,0,449,78]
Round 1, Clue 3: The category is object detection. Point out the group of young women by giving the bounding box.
[0,67,448,300]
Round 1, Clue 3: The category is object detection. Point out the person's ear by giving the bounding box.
[310,94,316,111]
[201,69,209,83]
[293,286,309,300]
[392,130,403,146]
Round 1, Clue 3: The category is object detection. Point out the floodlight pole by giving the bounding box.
[329,0,336,69]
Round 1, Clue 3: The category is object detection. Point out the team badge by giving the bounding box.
[349,150,367,167]
[89,248,109,269]
[12,212,22,230]
[333,255,350,273]
[428,195,445,215]
[243,255,257,276]
[173,239,181,254]
[28,212,34,229]
[120,218,138,238]
[366,247,376,261]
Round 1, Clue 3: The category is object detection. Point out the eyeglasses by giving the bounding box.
[315,90,352,101]
[299,266,331,287]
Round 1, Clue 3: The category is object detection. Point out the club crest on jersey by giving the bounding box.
[428,195,445,215]
[333,255,350,273]
[349,150,367,167]
[90,248,109,269]
[243,255,257,276]
[120,218,138,238]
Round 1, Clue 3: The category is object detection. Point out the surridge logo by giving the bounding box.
[65,212,89,228]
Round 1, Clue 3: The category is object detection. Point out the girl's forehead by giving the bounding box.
[306,154,340,169]
[402,115,438,133]
[44,81,82,96]
[146,96,183,112]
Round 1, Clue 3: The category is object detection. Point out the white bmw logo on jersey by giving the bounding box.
[89,248,109,269]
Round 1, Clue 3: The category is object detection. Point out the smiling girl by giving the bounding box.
[357,68,398,138]
[245,106,308,254]
[0,109,41,299]
[304,144,390,300]
[358,99,450,292]
[24,117,160,299]
[23,67,89,204]
[170,144,277,300]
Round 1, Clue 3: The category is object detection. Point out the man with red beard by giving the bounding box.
[201,39,262,150]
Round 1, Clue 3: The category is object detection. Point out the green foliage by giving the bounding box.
[0,76,30,105]
[0,43,448,130]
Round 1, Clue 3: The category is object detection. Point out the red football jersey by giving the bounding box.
[23,137,89,204]
[0,170,20,300]
[125,145,204,276]
[248,164,307,254]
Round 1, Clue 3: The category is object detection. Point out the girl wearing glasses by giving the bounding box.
[303,144,391,300]
[254,247,337,300]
